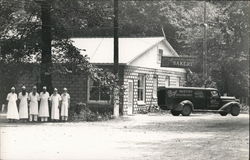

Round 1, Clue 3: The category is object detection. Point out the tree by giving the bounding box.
[40,0,53,93]
[0,0,248,98]
[0,0,123,107]
[167,1,249,97]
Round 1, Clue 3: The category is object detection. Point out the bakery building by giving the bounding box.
[72,37,186,115]
[0,37,186,115]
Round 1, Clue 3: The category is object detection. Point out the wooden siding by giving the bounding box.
[123,65,186,114]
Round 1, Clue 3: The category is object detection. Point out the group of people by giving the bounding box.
[6,85,70,123]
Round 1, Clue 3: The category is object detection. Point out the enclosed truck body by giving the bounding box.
[157,87,241,116]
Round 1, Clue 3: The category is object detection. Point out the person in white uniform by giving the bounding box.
[18,86,29,122]
[29,86,40,122]
[39,86,50,122]
[6,87,19,122]
[49,88,61,121]
[61,88,70,121]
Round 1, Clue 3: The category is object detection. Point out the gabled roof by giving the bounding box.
[71,37,178,64]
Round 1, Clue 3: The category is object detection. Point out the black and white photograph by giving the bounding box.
[0,0,249,159]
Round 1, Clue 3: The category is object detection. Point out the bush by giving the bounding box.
[240,104,249,113]
[87,105,113,114]
[68,102,113,122]
[147,105,160,113]
[137,108,148,114]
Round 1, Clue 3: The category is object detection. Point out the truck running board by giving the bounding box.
[193,110,221,113]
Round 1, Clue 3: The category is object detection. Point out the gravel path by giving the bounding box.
[0,113,249,160]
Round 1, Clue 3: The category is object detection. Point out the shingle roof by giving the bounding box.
[71,37,177,64]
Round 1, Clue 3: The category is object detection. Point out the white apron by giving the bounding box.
[6,93,19,119]
[18,92,29,119]
[39,92,50,117]
[50,94,61,120]
[61,93,70,116]
[29,92,40,115]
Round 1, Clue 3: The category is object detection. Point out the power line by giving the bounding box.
[87,38,103,59]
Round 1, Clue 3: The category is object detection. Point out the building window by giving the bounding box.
[138,74,146,102]
[88,79,110,102]
[153,75,158,98]
[176,77,181,87]
[157,49,163,64]
[165,76,170,87]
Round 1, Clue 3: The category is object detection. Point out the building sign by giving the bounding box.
[161,56,197,68]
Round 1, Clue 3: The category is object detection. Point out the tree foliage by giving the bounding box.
[0,0,249,97]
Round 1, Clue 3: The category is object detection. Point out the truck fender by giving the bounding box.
[175,100,194,111]
[219,102,241,113]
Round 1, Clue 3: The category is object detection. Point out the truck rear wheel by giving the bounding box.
[181,105,192,116]
[171,110,180,116]
[231,105,240,116]
[219,112,227,116]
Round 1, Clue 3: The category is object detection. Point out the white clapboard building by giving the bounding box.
[72,37,186,115]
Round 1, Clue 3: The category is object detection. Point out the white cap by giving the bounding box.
[43,86,47,89]
[11,87,15,90]
[63,88,67,91]
[54,88,58,91]
[22,86,26,89]
[33,86,37,89]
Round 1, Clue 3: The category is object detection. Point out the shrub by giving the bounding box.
[68,102,113,122]
[137,108,148,114]
[240,104,249,113]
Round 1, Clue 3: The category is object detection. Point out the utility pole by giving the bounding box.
[248,48,250,106]
[114,0,119,75]
[203,0,207,79]
[40,0,53,93]
[113,0,119,117]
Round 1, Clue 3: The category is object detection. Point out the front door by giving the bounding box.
[193,90,206,109]
[127,79,134,115]
[207,90,221,110]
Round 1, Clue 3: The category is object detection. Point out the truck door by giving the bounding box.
[193,90,206,109]
[207,90,221,110]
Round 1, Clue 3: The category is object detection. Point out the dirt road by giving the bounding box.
[0,113,249,160]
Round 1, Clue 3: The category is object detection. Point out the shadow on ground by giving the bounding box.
[129,115,249,133]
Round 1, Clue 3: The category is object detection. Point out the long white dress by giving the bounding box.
[50,94,61,120]
[39,92,50,117]
[29,92,40,115]
[61,93,70,116]
[18,92,29,119]
[6,93,19,119]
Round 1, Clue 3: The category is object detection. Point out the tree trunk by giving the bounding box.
[40,0,53,93]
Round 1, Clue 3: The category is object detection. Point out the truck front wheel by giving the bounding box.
[181,105,192,116]
[231,105,240,116]
[171,110,181,116]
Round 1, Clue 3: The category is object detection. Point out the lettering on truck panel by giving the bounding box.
[167,90,177,98]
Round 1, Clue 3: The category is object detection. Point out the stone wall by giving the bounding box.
[0,63,124,114]
[1,71,88,107]
[0,63,40,106]
[52,74,88,106]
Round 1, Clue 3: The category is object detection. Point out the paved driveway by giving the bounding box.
[0,113,249,160]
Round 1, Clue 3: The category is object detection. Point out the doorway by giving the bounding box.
[127,79,134,115]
